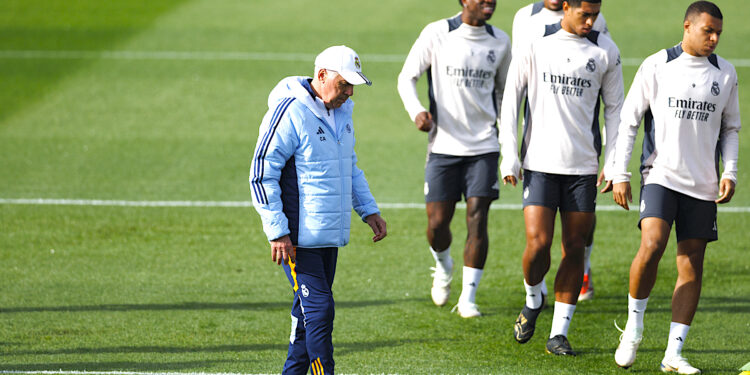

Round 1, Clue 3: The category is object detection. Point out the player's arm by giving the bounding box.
[598,42,625,192]
[498,47,530,186]
[610,58,654,210]
[716,69,741,204]
[494,34,513,124]
[250,109,298,263]
[510,8,526,58]
[397,24,435,132]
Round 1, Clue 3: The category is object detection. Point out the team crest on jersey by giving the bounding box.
[711,81,720,96]
[585,58,596,72]
[487,50,496,64]
[346,123,352,133]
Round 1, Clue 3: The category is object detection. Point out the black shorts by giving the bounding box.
[522,170,597,212]
[639,184,718,242]
[424,152,499,202]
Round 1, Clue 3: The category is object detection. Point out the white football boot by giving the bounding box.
[430,264,452,306]
[615,321,642,368]
[661,355,701,374]
[451,301,481,318]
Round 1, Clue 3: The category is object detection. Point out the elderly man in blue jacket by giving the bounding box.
[250,45,387,375]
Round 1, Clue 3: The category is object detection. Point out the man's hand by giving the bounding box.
[414,111,433,132]
[365,213,387,242]
[715,178,736,204]
[270,235,295,265]
[597,170,614,193]
[613,181,632,210]
[503,175,517,187]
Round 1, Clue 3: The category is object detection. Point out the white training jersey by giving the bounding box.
[611,44,741,201]
[499,24,624,178]
[511,1,610,57]
[397,13,512,156]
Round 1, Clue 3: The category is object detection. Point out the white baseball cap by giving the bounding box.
[314,45,372,86]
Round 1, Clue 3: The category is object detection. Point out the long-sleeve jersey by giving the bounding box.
[511,1,609,57]
[611,44,741,201]
[499,23,624,178]
[397,13,512,156]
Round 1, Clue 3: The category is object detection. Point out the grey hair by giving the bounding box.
[314,67,338,80]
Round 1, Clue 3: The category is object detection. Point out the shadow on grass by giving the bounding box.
[0,297,422,313]
[8,343,285,356]
[0,0,190,124]
[574,295,750,315]
[0,359,251,372]
[6,338,435,357]
[335,338,439,356]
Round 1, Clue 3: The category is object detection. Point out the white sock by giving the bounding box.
[664,322,690,358]
[549,301,576,338]
[624,294,649,337]
[458,267,483,305]
[583,244,593,274]
[430,246,453,272]
[540,277,548,296]
[524,279,544,309]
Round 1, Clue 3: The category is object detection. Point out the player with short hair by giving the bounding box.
[610,2,740,373]
[511,0,612,302]
[397,0,511,318]
[512,0,610,307]
[499,0,623,355]
[512,0,609,56]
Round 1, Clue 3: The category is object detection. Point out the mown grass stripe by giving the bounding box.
[1,50,749,67]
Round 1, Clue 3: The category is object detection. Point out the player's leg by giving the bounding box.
[282,258,310,375]
[452,196,492,317]
[426,201,457,306]
[616,184,677,368]
[424,153,462,306]
[453,152,498,317]
[659,239,706,375]
[286,248,337,374]
[545,174,596,356]
[579,214,596,301]
[660,193,715,374]
[514,170,558,344]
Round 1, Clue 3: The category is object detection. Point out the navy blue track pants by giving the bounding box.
[282,247,337,375]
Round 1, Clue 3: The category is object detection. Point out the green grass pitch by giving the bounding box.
[1,0,749,374]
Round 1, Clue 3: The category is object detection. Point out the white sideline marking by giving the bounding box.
[1,198,749,212]
[0,372,274,375]
[0,50,749,67]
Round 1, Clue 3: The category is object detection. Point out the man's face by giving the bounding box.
[462,0,496,23]
[545,0,562,11]
[684,12,722,57]
[562,1,601,36]
[319,71,353,109]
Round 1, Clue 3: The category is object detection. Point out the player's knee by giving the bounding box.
[561,237,586,254]
[640,236,667,256]
[427,217,451,234]
[526,232,553,252]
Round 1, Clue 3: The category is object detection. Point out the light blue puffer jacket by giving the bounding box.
[250,76,380,248]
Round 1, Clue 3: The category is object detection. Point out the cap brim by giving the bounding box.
[340,71,372,86]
